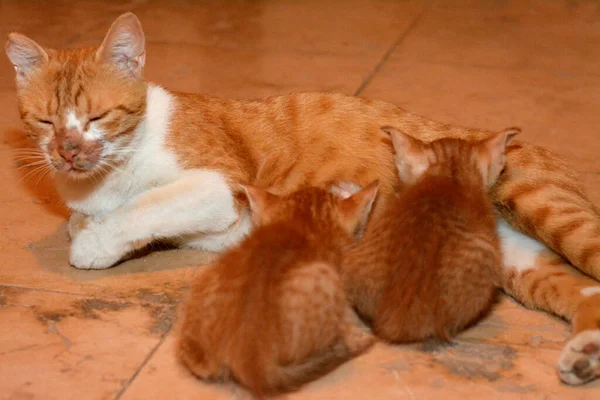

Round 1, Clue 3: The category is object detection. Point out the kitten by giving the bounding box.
[177,183,379,397]
[340,127,517,343]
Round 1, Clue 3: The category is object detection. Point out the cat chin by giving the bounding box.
[54,167,105,181]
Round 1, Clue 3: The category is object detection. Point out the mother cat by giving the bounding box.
[6,13,600,385]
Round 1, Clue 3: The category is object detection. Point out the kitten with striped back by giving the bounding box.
[178,183,379,397]
[338,128,515,342]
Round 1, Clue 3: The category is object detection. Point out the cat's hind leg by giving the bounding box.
[341,307,376,355]
[492,140,600,280]
[498,219,600,385]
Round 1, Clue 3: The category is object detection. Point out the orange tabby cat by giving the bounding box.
[177,183,379,397]
[339,128,513,342]
[6,12,600,384]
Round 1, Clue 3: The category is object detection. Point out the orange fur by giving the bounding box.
[177,184,378,397]
[7,11,600,385]
[342,130,512,342]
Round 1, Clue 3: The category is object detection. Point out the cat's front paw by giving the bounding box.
[558,330,600,385]
[69,218,129,270]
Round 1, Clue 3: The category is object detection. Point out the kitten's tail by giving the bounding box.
[234,335,354,397]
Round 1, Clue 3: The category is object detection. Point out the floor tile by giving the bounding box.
[121,320,599,400]
[394,0,600,76]
[360,59,600,174]
[0,286,162,400]
[83,0,426,56]
[140,43,381,98]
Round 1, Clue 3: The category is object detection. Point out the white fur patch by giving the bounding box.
[69,169,239,269]
[185,208,253,252]
[581,287,600,297]
[83,122,104,141]
[65,110,82,132]
[497,219,547,272]
[62,84,247,268]
[58,85,181,215]
[329,181,362,199]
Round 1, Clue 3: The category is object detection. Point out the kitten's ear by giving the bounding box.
[329,181,363,199]
[337,180,379,240]
[96,12,146,78]
[5,33,48,81]
[242,185,278,226]
[382,126,430,184]
[479,127,520,186]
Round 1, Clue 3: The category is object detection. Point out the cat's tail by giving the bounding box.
[235,338,354,398]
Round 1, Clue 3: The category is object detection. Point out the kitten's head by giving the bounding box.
[5,13,147,180]
[382,126,520,187]
[242,181,379,242]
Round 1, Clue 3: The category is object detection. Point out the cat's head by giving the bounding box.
[382,126,520,187]
[242,182,379,241]
[5,13,147,180]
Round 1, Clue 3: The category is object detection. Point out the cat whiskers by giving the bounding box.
[19,162,53,188]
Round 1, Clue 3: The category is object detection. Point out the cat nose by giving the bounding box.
[58,145,80,162]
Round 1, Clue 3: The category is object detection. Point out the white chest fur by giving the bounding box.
[56,85,182,216]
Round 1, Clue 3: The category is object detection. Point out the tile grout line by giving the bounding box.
[353,0,434,96]
[114,334,167,400]
[0,283,93,298]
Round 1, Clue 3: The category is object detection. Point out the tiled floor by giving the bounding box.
[1,0,600,399]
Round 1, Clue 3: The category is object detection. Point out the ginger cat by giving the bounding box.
[340,128,514,343]
[178,184,378,397]
[6,12,600,384]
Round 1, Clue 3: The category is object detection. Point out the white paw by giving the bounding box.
[69,218,129,270]
[558,330,600,385]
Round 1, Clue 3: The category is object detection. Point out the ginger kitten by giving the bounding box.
[178,183,379,397]
[341,127,518,343]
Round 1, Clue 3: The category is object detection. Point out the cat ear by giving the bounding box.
[96,12,146,78]
[337,180,379,240]
[329,181,363,199]
[5,33,48,81]
[242,185,278,225]
[382,126,430,184]
[480,127,521,186]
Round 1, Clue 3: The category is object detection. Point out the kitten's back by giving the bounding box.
[178,185,379,397]
[352,131,514,343]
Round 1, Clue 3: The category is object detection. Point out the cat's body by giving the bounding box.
[6,12,600,384]
[178,185,378,396]
[343,131,511,342]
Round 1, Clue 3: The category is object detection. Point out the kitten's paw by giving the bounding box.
[67,212,91,241]
[558,330,600,385]
[69,219,128,270]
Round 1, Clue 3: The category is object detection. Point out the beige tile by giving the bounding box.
[360,59,600,173]
[0,286,161,400]
[458,296,569,351]
[84,0,426,56]
[121,322,598,400]
[394,0,600,76]
[142,43,380,98]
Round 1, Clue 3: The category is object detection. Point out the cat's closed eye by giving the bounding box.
[89,110,111,123]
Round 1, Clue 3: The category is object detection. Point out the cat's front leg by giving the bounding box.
[69,170,241,269]
[67,212,91,241]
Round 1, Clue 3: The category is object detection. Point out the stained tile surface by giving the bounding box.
[1,1,599,399]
